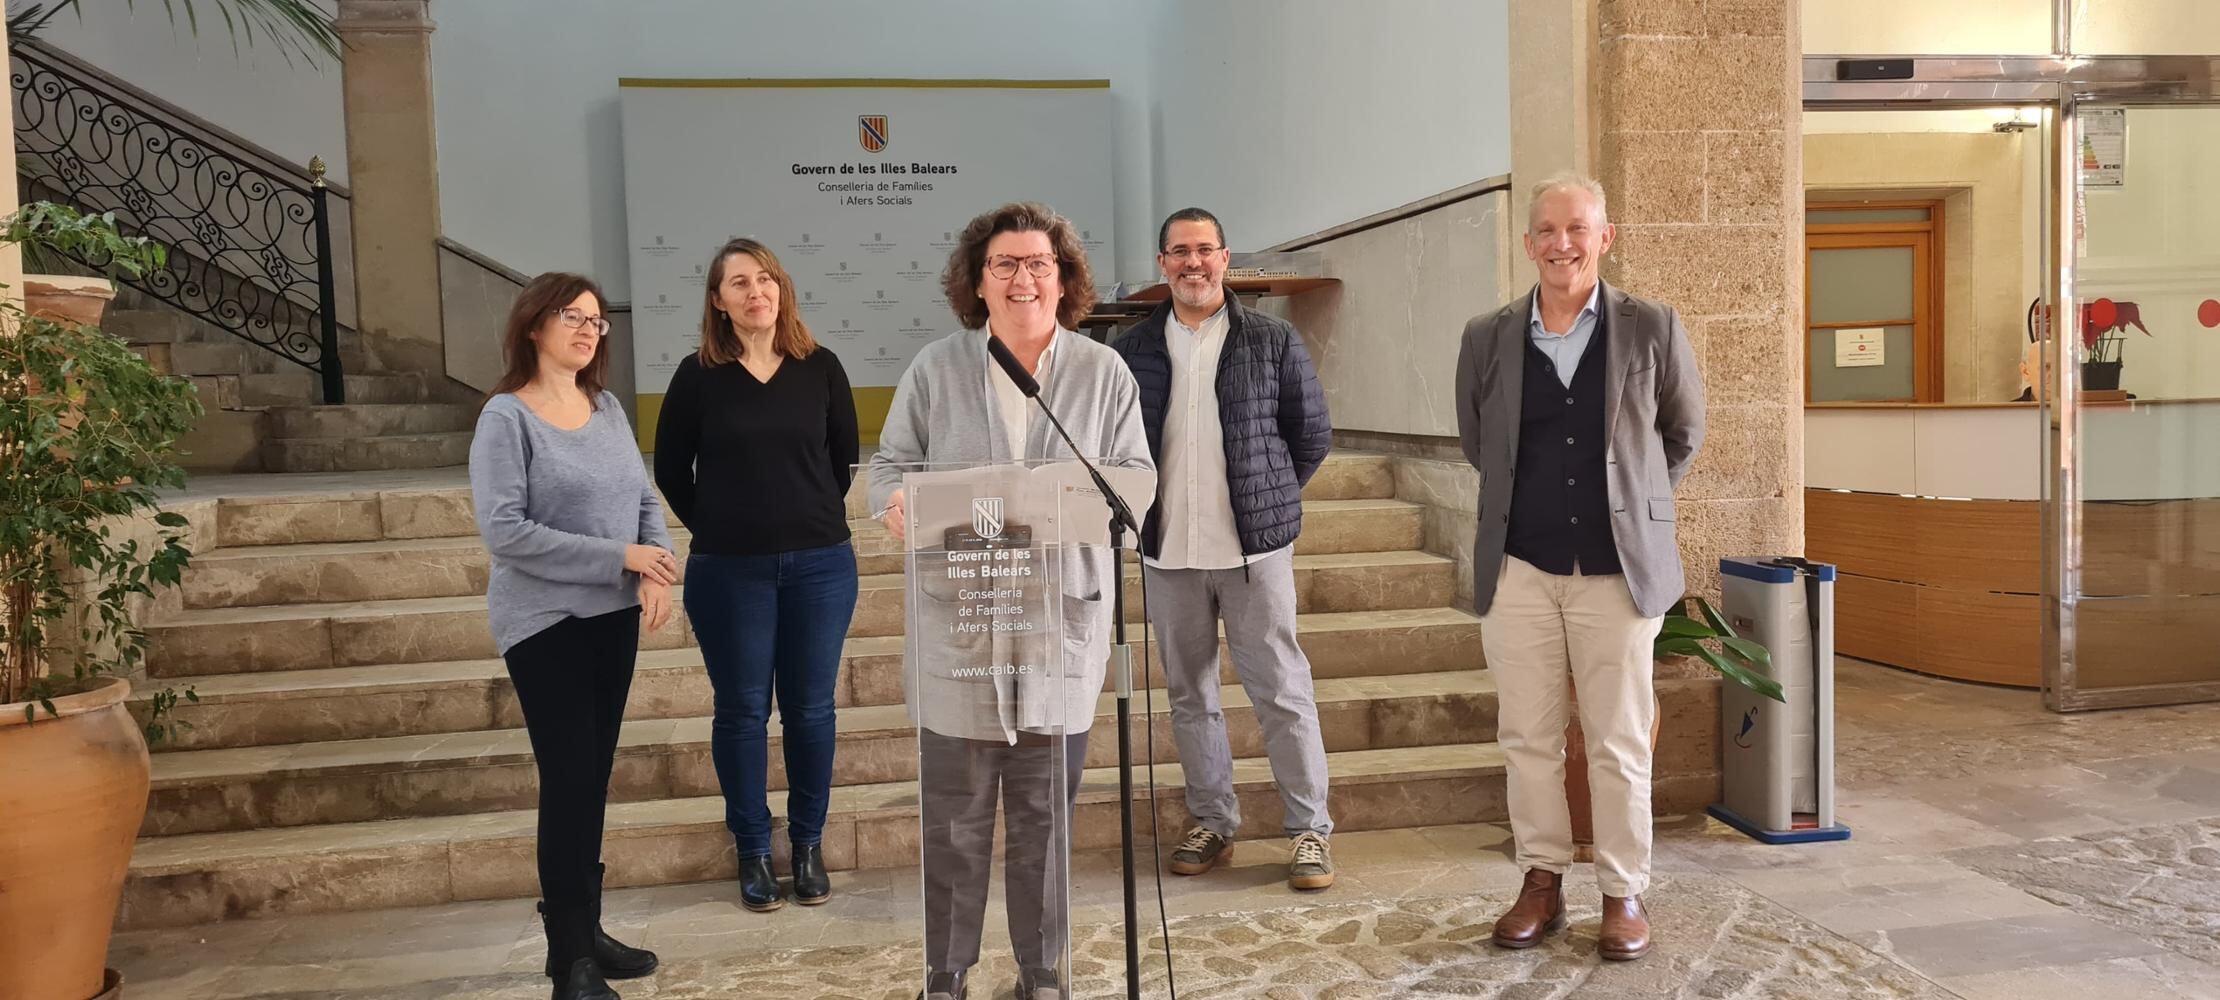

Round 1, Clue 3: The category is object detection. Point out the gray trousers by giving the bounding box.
[1143,548,1333,839]
[918,728,1086,977]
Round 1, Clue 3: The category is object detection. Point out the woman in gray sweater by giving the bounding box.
[866,203,1151,1000]
[468,272,674,1000]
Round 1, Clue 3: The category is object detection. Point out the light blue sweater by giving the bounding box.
[469,391,674,655]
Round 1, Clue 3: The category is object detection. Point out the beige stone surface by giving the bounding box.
[337,0,448,383]
[218,496,383,547]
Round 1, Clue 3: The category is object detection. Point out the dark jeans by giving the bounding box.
[685,542,860,858]
[502,606,640,907]
[919,728,1088,978]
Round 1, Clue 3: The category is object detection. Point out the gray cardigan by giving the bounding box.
[868,328,1153,742]
[469,391,674,654]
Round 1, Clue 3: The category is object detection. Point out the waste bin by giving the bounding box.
[1707,557,1852,844]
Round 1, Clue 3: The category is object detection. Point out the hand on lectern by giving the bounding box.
[881,489,906,545]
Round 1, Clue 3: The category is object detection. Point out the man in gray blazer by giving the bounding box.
[1454,173,1705,962]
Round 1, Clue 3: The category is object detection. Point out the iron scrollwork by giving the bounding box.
[10,45,339,386]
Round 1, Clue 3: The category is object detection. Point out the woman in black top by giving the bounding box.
[653,238,860,912]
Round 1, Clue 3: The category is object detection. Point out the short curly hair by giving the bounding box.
[940,202,1097,331]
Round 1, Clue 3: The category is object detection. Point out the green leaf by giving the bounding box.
[154,511,189,528]
[1698,647,1787,702]
[1659,616,1714,640]
[1720,636,1772,668]
[1694,597,1737,638]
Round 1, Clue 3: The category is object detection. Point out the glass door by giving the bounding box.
[2049,98,2220,709]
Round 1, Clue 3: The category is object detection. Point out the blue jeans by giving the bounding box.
[684,542,859,859]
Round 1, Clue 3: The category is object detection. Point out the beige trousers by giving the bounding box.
[1479,556,1662,897]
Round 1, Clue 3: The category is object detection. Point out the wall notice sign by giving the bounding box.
[2081,108,2126,188]
[1835,328,1884,367]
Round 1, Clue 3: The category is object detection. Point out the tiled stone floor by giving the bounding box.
[110,659,2220,998]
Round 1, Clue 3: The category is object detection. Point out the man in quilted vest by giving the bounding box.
[1110,208,1336,891]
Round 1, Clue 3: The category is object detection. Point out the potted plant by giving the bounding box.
[1,204,201,1000]
[1566,595,1779,859]
[2079,298,2150,392]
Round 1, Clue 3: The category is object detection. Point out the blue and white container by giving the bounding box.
[1709,557,1852,845]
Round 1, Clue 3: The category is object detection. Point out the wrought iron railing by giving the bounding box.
[9,40,345,402]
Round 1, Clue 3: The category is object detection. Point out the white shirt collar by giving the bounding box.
[1528,283,1602,333]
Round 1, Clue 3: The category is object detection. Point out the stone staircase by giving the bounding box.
[108,286,475,474]
[117,452,1527,931]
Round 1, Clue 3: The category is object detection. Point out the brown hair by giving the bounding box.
[489,272,613,406]
[940,202,1097,332]
[698,238,818,366]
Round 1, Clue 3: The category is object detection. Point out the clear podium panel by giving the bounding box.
[858,459,1151,998]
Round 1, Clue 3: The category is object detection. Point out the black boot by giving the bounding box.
[552,957,619,1000]
[792,843,830,905]
[539,868,660,979]
[740,854,785,912]
[542,901,620,1000]
[589,864,657,978]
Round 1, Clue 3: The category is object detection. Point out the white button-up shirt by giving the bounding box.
[987,330,1054,459]
[1527,283,1601,389]
[1145,305,1284,571]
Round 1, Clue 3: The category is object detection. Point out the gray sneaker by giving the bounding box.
[1168,827,1232,875]
[1289,831,1334,890]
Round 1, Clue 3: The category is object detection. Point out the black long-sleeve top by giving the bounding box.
[652,348,860,555]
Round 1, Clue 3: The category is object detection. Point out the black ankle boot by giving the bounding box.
[739,854,785,912]
[552,957,620,1000]
[537,868,659,979]
[541,901,620,1000]
[589,864,657,978]
[792,843,830,905]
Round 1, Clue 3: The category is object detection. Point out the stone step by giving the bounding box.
[268,403,478,440]
[170,340,248,376]
[178,513,1442,611]
[105,308,193,345]
[151,540,1452,677]
[119,742,1508,929]
[140,671,1500,837]
[141,603,1485,749]
[260,432,474,474]
[240,371,428,408]
[192,452,1399,549]
[185,375,244,411]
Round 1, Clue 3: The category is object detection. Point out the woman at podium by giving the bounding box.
[653,239,862,913]
[866,202,1151,1000]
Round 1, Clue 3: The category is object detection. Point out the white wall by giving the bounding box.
[2078,106,2220,401]
[429,0,1166,302]
[32,1,345,182]
[1803,0,2051,54]
[1147,0,1511,253]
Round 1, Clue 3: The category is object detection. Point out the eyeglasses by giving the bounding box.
[1161,244,1223,262]
[986,255,1058,280]
[550,306,611,337]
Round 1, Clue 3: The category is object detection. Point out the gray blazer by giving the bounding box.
[1453,281,1705,619]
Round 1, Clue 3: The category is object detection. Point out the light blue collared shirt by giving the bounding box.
[1527,284,1602,389]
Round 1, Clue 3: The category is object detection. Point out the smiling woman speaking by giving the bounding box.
[866,202,1151,1000]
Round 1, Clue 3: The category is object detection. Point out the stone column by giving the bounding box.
[336,0,446,383]
[1507,0,1599,297]
[1594,0,1805,601]
[0,19,22,300]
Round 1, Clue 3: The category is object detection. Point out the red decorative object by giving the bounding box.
[2200,299,2220,329]
[2081,298,2150,358]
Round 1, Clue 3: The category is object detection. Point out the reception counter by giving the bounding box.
[1806,399,2220,691]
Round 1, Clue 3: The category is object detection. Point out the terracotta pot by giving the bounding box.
[22,275,117,331]
[1564,688,1662,864]
[0,676,150,1000]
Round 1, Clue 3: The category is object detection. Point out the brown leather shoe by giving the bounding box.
[1490,869,1566,949]
[1599,894,1651,961]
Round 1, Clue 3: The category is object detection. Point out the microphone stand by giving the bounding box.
[1028,396,1143,1000]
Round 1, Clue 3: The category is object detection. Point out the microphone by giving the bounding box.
[986,332,1136,534]
[986,334,1040,398]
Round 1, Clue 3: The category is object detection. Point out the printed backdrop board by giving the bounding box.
[618,78,1116,446]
